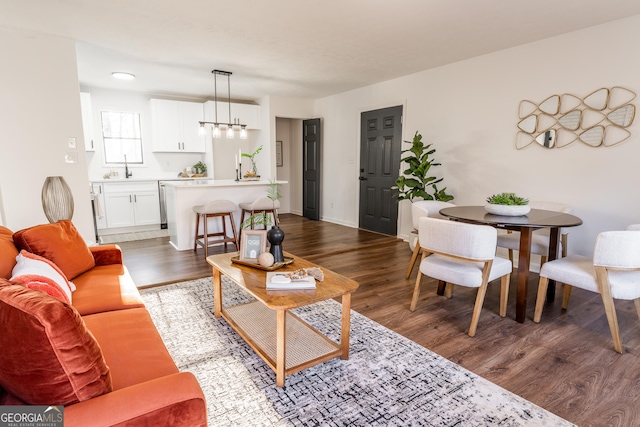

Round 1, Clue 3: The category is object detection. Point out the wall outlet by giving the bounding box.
[331,201,334,209]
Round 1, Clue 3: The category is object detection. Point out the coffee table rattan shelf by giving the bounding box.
[206,251,359,387]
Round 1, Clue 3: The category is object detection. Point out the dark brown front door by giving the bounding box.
[359,106,402,235]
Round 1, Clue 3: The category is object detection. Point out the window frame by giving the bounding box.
[100,110,144,165]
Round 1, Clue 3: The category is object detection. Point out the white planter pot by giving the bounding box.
[484,203,531,216]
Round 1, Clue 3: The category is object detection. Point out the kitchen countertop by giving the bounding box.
[162,179,287,187]
[90,177,213,183]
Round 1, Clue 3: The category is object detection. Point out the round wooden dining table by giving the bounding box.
[439,206,583,323]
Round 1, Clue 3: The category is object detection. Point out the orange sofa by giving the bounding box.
[0,221,207,427]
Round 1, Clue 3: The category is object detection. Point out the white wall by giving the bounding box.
[0,28,94,240]
[266,96,315,217]
[275,117,303,214]
[313,14,640,256]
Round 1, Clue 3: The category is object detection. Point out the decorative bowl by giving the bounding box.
[484,203,530,216]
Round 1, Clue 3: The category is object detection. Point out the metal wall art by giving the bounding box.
[516,86,636,149]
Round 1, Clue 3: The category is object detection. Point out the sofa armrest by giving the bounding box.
[64,372,207,427]
[90,245,123,266]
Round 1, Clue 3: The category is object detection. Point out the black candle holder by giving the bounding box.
[235,168,239,182]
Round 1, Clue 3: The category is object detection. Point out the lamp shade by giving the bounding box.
[41,176,74,223]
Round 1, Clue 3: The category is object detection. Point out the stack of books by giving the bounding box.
[266,272,316,290]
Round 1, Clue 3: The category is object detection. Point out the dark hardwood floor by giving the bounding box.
[117,214,640,427]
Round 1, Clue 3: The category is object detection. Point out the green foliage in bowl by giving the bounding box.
[486,192,529,206]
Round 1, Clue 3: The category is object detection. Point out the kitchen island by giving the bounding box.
[163,179,287,251]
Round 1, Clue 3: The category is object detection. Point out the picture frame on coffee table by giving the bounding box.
[240,230,267,262]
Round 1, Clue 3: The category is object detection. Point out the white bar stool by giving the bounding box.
[193,200,239,258]
[239,196,280,229]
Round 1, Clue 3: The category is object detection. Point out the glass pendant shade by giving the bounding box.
[199,70,247,140]
[41,176,74,223]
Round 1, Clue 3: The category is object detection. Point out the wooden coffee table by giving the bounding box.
[206,251,359,387]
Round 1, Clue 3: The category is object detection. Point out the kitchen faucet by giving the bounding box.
[124,155,132,178]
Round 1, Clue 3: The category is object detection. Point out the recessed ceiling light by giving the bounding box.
[111,72,135,80]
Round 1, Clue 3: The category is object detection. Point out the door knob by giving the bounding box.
[359,176,368,180]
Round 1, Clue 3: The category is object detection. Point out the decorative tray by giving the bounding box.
[230,255,294,271]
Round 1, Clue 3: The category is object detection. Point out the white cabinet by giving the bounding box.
[103,182,160,228]
[150,99,205,152]
[231,103,260,129]
[204,100,230,124]
[80,92,96,151]
[91,183,107,230]
[204,101,260,129]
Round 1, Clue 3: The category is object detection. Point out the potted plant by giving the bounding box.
[240,179,285,262]
[241,145,262,177]
[392,132,453,202]
[193,161,207,176]
[485,192,530,216]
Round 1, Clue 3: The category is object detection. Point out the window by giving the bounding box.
[101,111,143,164]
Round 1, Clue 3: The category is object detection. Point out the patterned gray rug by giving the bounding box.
[140,278,574,427]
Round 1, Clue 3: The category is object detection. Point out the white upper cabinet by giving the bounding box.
[80,92,95,151]
[150,99,206,152]
[231,103,260,129]
[204,101,260,130]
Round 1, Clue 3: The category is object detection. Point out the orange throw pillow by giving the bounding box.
[13,220,95,280]
[0,279,112,405]
[0,226,18,279]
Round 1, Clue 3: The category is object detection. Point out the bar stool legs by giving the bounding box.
[193,200,239,258]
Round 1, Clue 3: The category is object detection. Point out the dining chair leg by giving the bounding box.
[444,283,453,299]
[469,281,489,337]
[595,267,623,353]
[561,233,568,258]
[499,275,509,317]
[508,249,514,264]
[406,243,421,279]
[562,284,572,309]
[410,251,427,311]
[541,255,548,267]
[533,276,549,323]
[600,292,623,353]
[634,298,640,322]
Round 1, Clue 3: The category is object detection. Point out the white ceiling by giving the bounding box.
[2,1,640,102]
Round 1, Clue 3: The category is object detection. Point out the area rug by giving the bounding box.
[140,278,574,426]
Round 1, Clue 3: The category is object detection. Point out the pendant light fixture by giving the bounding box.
[199,70,247,139]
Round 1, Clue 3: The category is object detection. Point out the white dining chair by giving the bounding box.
[496,201,573,268]
[533,225,640,353]
[410,217,512,337]
[405,200,456,279]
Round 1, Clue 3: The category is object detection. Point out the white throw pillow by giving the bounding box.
[10,250,74,303]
